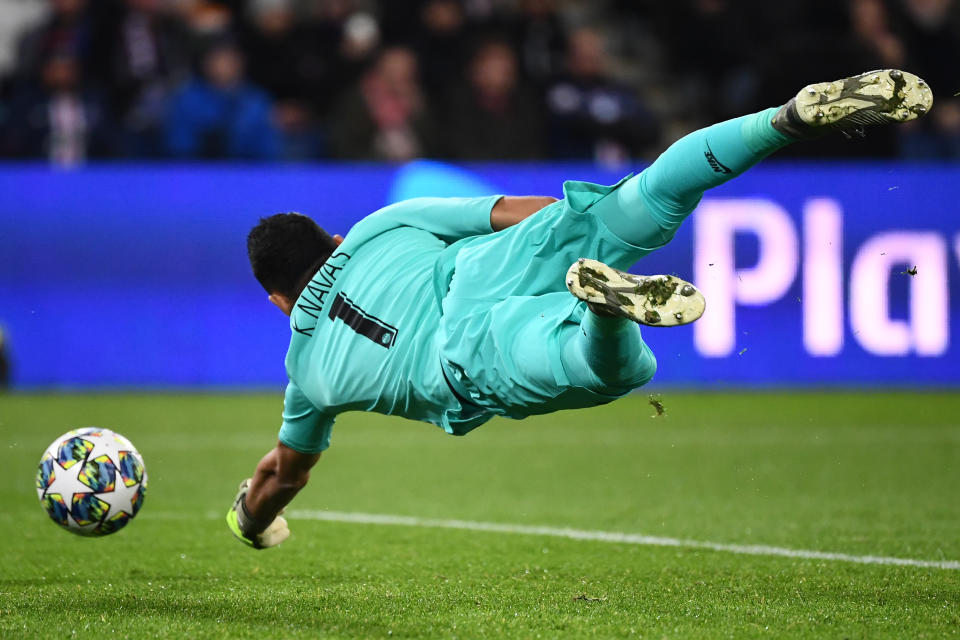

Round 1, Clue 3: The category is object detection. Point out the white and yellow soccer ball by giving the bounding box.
[35,428,147,536]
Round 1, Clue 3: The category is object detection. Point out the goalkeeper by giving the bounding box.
[228,70,932,548]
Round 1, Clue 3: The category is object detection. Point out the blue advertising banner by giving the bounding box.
[0,161,958,388]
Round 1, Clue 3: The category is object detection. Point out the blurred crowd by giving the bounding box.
[0,0,957,167]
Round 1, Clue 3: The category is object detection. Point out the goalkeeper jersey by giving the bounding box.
[278,195,502,454]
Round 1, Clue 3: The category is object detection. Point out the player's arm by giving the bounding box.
[227,381,332,549]
[248,444,319,519]
[354,194,557,244]
[226,443,320,549]
[490,196,558,231]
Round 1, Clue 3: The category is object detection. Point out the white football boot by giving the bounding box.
[772,69,933,139]
[773,69,933,139]
[566,258,706,327]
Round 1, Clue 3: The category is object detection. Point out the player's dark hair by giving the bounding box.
[247,213,337,299]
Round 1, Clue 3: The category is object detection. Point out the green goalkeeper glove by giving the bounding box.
[225,479,290,549]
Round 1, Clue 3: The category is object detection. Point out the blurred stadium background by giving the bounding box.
[0,0,958,166]
[1,0,959,389]
[1,1,959,637]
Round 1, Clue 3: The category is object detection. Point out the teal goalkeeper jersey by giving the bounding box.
[278,194,503,454]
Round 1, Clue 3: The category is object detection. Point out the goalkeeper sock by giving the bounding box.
[596,107,793,248]
[562,309,656,391]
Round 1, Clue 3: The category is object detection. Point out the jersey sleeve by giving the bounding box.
[353,195,502,244]
[277,380,335,454]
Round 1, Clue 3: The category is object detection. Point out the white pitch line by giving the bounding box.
[289,510,960,571]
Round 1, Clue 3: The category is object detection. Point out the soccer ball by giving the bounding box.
[35,428,147,536]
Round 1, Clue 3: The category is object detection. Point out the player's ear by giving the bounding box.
[333,234,344,246]
[268,293,294,316]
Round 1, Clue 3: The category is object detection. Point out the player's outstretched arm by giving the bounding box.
[226,442,321,549]
[490,196,558,231]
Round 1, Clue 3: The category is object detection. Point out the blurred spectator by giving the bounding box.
[545,27,658,165]
[170,0,236,66]
[0,0,48,80]
[0,0,956,163]
[0,326,8,390]
[89,0,190,157]
[15,0,93,79]
[272,100,326,160]
[886,0,960,92]
[164,41,279,159]
[241,0,322,104]
[311,0,382,111]
[411,0,468,105]
[181,1,234,40]
[1,51,112,165]
[653,0,764,124]
[445,40,543,159]
[850,0,906,68]
[330,46,438,162]
[241,0,327,158]
[508,0,567,86]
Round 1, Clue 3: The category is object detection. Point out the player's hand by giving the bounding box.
[225,479,290,549]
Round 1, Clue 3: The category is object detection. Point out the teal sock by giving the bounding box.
[597,107,793,247]
[561,310,655,390]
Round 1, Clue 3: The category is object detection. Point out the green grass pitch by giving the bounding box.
[1,391,958,638]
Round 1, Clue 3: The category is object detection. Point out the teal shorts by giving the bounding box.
[438,177,660,427]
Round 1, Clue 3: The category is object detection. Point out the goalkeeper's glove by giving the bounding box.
[225,479,290,549]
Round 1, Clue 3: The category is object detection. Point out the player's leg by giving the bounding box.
[441,292,656,418]
[442,69,934,416]
[595,69,933,251]
[558,307,656,396]
[551,70,934,393]
[550,69,934,398]
[593,107,791,250]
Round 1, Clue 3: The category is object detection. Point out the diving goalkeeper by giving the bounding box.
[227,70,932,548]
